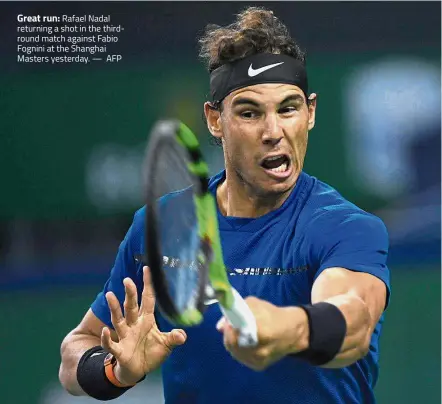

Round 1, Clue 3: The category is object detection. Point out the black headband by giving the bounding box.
[210,53,308,104]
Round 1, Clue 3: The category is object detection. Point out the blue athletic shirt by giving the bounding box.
[91,170,390,404]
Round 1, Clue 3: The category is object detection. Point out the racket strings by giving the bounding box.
[153,142,193,197]
[151,139,205,315]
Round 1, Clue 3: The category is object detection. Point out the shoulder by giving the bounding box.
[131,185,195,234]
[132,205,146,233]
[300,175,388,242]
[117,206,146,253]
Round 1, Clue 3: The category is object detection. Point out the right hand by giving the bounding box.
[101,266,187,386]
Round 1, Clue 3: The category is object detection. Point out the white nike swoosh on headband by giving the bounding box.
[248,62,284,77]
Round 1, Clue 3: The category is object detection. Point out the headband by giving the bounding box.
[210,53,308,104]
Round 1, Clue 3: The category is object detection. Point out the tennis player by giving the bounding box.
[59,7,390,403]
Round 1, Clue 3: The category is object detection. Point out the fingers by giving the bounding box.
[139,266,155,315]
[123,278,139,326]
[101,326,122,358]
[218,322,265,371]
[216,316,227,332]
[216,317,237,347]
[217,317,243,353]
[163,329,187,350]
[106,291,128,338]
[221,322,239,349]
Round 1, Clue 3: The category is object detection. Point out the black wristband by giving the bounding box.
[77,346,133,401]
[292,302,347,366]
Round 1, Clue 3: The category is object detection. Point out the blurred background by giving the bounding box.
[0,2,440,403]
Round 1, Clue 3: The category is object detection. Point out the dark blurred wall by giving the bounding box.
[0,2,440,220]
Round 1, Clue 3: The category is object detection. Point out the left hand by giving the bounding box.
[216,296,303,371]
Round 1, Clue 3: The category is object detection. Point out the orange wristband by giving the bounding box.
[104,353,137,388]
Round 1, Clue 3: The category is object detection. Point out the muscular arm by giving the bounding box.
[221,214,389,371]
[313,267,386,367]
[286,267,387,368]
[59,309,118,396]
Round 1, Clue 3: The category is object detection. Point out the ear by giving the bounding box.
[307,93,317,131]
[204,102,223,141]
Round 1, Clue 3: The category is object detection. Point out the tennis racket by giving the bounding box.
[142,119,258,347]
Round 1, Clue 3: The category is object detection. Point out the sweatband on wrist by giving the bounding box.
[292,302,347,366]
[210,53,308,104]
[77,346,134,401]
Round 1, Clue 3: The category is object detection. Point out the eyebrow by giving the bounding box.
[280,94,305,104]
[231,94,305,108]
[231,97,260,108]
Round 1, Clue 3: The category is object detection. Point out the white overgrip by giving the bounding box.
[220,288,258,347]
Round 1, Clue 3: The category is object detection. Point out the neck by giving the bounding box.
[216,169,296,218]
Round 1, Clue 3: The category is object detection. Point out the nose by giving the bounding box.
[261,114,283,146]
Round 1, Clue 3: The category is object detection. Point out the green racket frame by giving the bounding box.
[145,120,258,347]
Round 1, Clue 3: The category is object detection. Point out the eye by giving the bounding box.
[279,106,297,115]
[239,110,259,119]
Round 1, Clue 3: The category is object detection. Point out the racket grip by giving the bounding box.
[220,288,258,347]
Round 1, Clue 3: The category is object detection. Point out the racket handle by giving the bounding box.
[220,288,258,347]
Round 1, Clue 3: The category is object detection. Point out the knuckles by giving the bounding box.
[222,296,283,371]
[225,343,274,372]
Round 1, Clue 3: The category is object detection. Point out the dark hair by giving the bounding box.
[198,7,307,146]
[198,6,306,73]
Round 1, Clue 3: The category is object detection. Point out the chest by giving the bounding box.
[219,222,313,307]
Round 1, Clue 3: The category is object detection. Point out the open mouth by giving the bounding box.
[260,154,291,174]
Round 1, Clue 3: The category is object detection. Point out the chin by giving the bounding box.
[267,181,295,196]
[259,174,298,197]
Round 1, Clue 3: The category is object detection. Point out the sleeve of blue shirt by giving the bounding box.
[313,211,391,306]
[90,207,145,328]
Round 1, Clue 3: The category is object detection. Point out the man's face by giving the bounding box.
[205,83,317,197]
